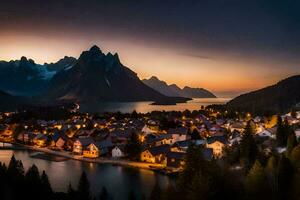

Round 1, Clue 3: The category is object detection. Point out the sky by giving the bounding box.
[0,0,299,97]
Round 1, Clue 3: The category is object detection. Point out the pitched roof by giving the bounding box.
[167,127,188,135]
[77,137,94,147]
[172,140,191,148]
[157,134,173,140]
[148,144,170,156]
[206,136,228,144]
[166,151,185,160]
[36,133,48,140]
[95,140,114,149]
[52,132,67,142]
[113,145,126,152]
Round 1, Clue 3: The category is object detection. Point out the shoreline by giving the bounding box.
[0,142,177,174]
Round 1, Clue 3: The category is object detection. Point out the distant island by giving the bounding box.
[142,76,216,98]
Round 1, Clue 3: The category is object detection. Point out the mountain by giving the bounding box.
[142,76,179,97]
[45,56,77,72]
[0,56,76,96]
[142,76,216,98]
[0,90,28,111]
[44,45,189,103]
[182,86,216,98]
[227,75,300,114]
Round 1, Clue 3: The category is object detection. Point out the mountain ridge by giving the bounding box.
[0,56,77,96]
[142,76,216,98]
[227,75,300,114]
[44,45,190,104]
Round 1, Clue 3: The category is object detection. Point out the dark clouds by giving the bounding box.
[1,0,300,65]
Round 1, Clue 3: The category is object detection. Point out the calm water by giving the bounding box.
[80,98,230,113]
[0,150,172,199]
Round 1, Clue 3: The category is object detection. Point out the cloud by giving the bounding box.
[179,53,215,60]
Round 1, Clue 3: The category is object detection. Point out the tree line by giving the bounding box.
[0,155,139,200]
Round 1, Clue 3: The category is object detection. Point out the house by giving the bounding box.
[166,152,186,168]
[17,131,35,143]
[283,115,299,125]
[147,120,160,131]
[209,125,224,136]
[167,127,190,142]
[83,143,99,158]
[154,134,174,146]
[229,122,245,133]
[253,116,262,123]
[95,140,114,156]
[33,133,48,147]
[112,145,126,158]
[0,124,15,138]
[140,144,170,164]
[111,129,131,143]
[51,132,67,149]
[206,136,228,157]
[229,130,242,145]
[257,128,276,139]
[141,124,156,135]
[73,137,94,154]
[171,140,192,152]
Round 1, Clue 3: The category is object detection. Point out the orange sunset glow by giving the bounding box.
[0,31,297,97]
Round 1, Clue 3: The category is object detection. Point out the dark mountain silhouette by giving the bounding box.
[0,56,76,96]
[227,75,300,114]
[45,45,189,103]
[142,76,179,97]
[182,86,216,98]
[0,90,28,111]
[142,76,216,98]
[45,56,77,72]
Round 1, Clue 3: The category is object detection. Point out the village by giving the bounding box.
[0,106,300,172]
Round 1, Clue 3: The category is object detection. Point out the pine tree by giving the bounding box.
[78,171,91,200]
[41,170,53,199]
[291,171,300,200]
[178,143,206,192]
[245,160,269,199]
[125,132,141,160]
[277,155,294,200]
[239,121,258,169]
[12,124,24,141]
[7,155,24,184]
[265,156,278,196]
[67,182,76,200]
[290,144,300,168]
[286,133,298,157]
[25,164,42,200]
[190,128,201,140]
[0,162,7,200]
[276,116,287,147]
[25,164,41,184]
[177,144,227,200]
[187,171,210,200]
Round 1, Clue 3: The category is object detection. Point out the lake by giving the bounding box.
[0,149,172,200]
[80,98,230,113]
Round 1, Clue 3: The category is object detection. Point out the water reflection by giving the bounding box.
[0,150,171,199]
[80,98,230,113]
